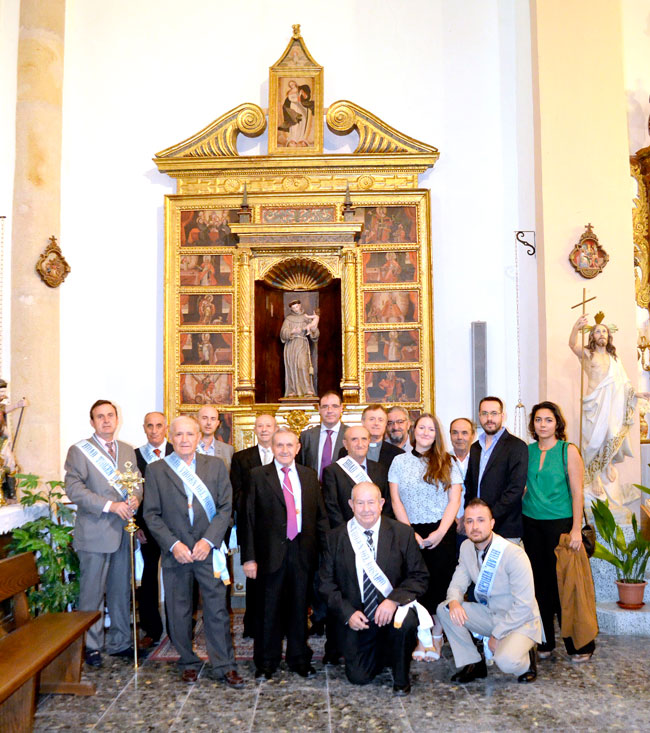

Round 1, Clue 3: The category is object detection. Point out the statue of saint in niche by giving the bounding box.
[280,299,319,397]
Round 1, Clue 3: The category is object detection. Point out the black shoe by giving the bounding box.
[518,647,537,683]
[110,646,140,659]
[393,682,411,696]
[322,652,342,666]
[450,658,488,683]
[291,664,317,678]
[309,619,325,636]
[255,667,274,680]
[85,649,102,667]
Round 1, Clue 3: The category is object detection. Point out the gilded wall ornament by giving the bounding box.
[36,236,70,288]
[568,223,609,279]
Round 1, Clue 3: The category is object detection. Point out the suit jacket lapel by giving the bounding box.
[162,454,190,501]
[482,432,508,478]
[342,530,361,604]
[266,463,286,507]
[376,517,392,573]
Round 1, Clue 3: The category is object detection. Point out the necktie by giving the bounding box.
[362,529,379,622]
[106,441,116,461]
[262,447,272,465]
[320,429,333,480]
[153,448,161,458]
[281,467,298,540]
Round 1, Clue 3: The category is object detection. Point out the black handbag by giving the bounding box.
[562,441,596,557]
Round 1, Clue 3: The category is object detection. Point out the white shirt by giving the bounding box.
[352,516,381,600]
[274,459,302,533]
[197,436,216,456]
[139,440,167,463]
[317,421,341,476]
[451,452,470,519]
[258,444,273,465]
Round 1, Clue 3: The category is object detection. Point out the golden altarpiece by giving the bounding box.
[154,26,439,451]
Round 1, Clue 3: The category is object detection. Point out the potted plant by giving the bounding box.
[8,473,79,614]
[591,486,650,609]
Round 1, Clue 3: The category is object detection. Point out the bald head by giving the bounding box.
[170,416,200,462]
[143,411,167,448]
[342,425,370,463]
[197,405,220,439]
[349,482,384,529]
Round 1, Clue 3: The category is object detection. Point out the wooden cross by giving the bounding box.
[570,288,597,454]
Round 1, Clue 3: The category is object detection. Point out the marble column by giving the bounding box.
[10,0,65,480]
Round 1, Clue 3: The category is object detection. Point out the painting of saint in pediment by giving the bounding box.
[181,209,237,246]
[363,291,419,324]
[179,255,233,286]
[180,294,233,325]
[180,332,233,366]
[356,206,418,244]
[276,77,316,149]
[362,251,418,284]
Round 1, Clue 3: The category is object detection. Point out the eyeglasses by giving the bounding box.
[479,411,501,419]
[387,419,407,426]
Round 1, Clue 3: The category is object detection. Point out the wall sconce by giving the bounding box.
[638,333,650,371]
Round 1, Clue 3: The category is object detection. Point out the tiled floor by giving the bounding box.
[34,633,649,732]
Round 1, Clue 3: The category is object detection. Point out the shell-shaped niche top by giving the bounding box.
[154,26,437,162]
[263,257,332,291]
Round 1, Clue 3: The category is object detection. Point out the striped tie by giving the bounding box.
[362,529,379,622]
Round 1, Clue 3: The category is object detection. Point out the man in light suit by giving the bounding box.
[134,411,173,647]
[298,391,348,479]
[438,498,542,683]
[322,425,393,529]
[319,482,428,695]
[241,427,329,680]
[143,416,243,687]
[230,413,277,637]
[64,400,142,667]
[338,404,404,470]
[196,404,234,471]
[463,397,528,542]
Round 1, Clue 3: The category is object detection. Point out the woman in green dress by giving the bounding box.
[522,401,595,662]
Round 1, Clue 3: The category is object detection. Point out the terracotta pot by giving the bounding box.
[616,580,647,610]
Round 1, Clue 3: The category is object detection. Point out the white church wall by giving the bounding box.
[623,0,650,155]
[58,0,537,456]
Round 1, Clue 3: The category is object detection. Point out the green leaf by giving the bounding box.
[593,543,624,571]
[633,483,650,497]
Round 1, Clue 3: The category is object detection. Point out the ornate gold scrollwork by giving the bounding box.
[327,101,439,157]
[632,157,650,311]
[285,409,310,436]
[155,103,266,159]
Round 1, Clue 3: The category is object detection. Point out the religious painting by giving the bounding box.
[179,254,233,286]
[364,370,421,403]
[354,206,418,244]
[180,294,233,326]
[363,291,419,324]
[364,330,420,363]
[180,373,233,405]
[180,332,233,366]
[568,223,609,279]
[261,206,336,224]
[268,27,323,155]
[362,251,418,284]
[180,209,237,246]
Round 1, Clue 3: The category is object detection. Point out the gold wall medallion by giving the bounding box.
[155,26,439,450]
[35,235,71,288]
[568,223,609,279]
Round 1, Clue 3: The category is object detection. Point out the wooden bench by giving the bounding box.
[0,552,100,732]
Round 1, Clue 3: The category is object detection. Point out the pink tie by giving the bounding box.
[320,429,333,480]
[281,467,298,540]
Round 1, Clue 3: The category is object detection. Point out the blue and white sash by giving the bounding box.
[165,453,230,584]
[473,533,509,664]
[139,443,164,465]
[347,519,433,648]
[76,440,126,500]
[336,456,371,485]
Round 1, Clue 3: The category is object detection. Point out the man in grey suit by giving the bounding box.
[298,391,348,480]
[196,404,234,470]
[143,416,243,687]
[437,499,542,684]
[64,399,141,667]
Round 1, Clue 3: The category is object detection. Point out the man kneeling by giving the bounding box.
[319,482,428,695]
[438,498,542,683]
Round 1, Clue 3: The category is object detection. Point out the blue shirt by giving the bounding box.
[477,427,506,496]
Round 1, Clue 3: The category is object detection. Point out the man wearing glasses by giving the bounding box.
[462,397,528,544]
[386,407,413,454]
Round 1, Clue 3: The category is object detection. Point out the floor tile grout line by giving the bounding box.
[168,666,205,733]
[90,668,137,729]
[247,677,263,733]
[325,666,333,733]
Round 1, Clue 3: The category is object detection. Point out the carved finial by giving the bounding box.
[49,235,58,247]
[292,24,301,38]
[585,222,594,235]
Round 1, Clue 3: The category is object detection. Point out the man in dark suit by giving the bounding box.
[322,425,393,528]
[298,391,348,479]
[64,400,142,667]
[143,416,243,688]
[230,413,277,637]
[241,427,329,680]
[319,482,428,695]
[134,411,173,647]
[463,397,528,542]
[338,404,404,470]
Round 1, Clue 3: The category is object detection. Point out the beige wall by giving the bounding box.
[532,0,640,483]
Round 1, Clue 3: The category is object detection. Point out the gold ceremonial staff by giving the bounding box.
[110,462,144,670]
